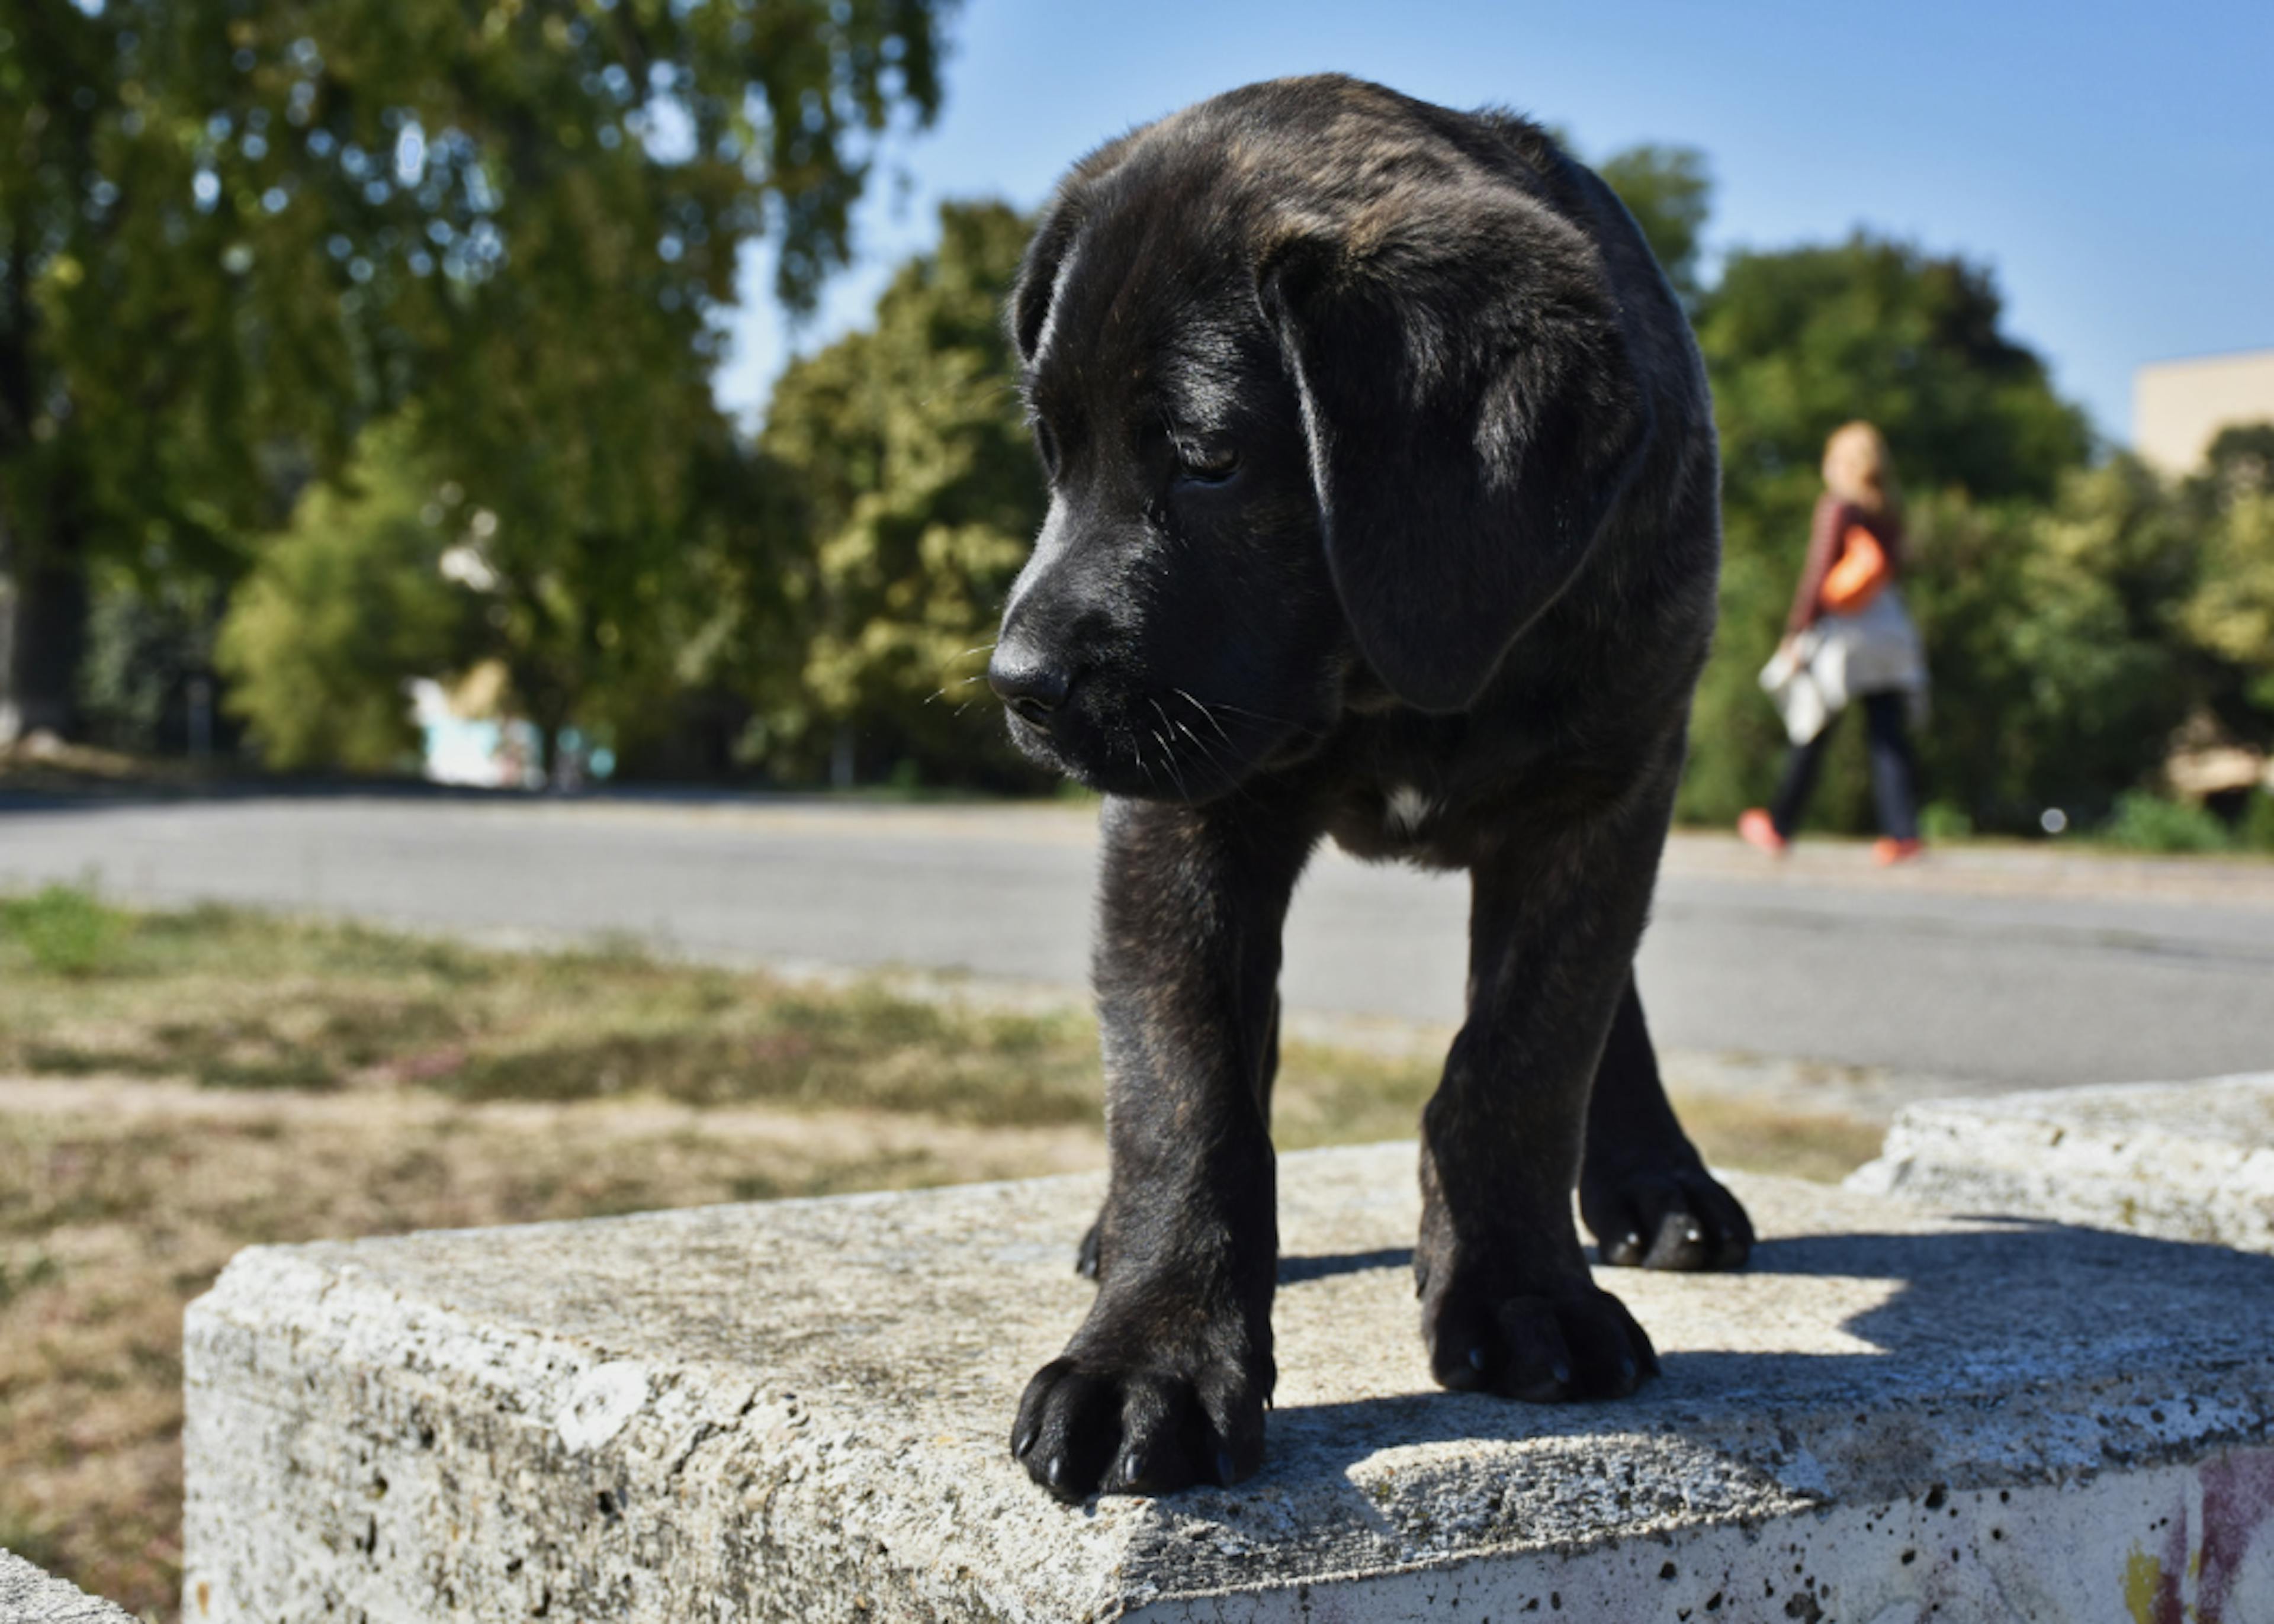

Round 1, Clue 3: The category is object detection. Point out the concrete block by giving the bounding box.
[1849,1072,2274,1250]
[184,1143,2274,1623]
[0,1552,135,1623]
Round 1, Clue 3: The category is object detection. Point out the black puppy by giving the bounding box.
[988,75,1752,1504]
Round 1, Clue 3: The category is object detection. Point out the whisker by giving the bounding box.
[1146,700,1194,801]
[1170,713,1264,809]
[923,674,993,706]
[1155,696,1209,805]
[1130,729,1158,792]
[1189,694,1309,729]
[1173,687,1236,747]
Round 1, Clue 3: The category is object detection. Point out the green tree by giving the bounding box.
[1679,234,2093,829]
[1596,143,1711,307]
[755,199,1045,787]
[214,419,473,770]
[2180,423,2274,731]
[1902,461,2199,827]
[1,0,951,749]
[2,2,258,741]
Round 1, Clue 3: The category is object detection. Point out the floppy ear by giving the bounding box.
[1008,191,1085,367]
[1010,130,1151,367]
[1258,209,1648,713]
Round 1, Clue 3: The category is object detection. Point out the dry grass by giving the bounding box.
[1663,1089,1886,1185]
[0,891,1876,1619]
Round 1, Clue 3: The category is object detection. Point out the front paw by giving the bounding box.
[1010,1322,1268,1503]
[1419,1265,1657,1402]
[1581,1161,1753,1271]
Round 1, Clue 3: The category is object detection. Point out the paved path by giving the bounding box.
[4,793,2272,1089]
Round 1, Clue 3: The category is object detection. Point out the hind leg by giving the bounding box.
[1579,973,1753,1271]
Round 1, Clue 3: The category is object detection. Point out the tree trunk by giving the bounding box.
[0,538,15,746]
[1,507,88,742]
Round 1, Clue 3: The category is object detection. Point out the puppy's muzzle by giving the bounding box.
[987,642,1076,733]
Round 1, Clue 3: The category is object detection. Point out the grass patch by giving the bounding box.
[0,893,1880,1617]
[0,883,129,977]
[0,1508,69,1575]
[0,896,1104,1121]
[0,1250,62,1308]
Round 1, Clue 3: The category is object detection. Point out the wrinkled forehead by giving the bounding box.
[1023,175,1264,435]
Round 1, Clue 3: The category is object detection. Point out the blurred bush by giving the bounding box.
[2241,789,2274,854]
[2179,426,2274,721]
[215,420,474,770]
[2100,790,2234,854]
[1899,462,2202,832]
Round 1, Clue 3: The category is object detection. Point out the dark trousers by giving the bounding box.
[1769,690,1920,841]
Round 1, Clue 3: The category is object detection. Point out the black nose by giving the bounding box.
[988,651,1072,728]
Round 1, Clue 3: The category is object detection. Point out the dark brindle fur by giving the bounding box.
[988,74,1753,1503]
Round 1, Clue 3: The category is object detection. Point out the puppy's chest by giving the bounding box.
[1320,758,1507,868]
[1312,715,1573,867]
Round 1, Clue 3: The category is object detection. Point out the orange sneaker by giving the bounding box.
[1737,808,1787,855]
[1872,837,1925,866]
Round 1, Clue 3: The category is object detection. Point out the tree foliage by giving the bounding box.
[1899,464,2198,827]
[1595,143,1711,307]
[214,419,472,770]
[753,198,1045,786]
[2179,425,2274,722]
[1,0,952,745]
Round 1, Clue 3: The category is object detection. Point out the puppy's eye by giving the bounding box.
[1175,444,1240,485]
[1032,420,1061,477]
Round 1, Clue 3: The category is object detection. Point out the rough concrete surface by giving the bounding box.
[184,1143,2274,1623]
[0,1552,134,1623]
[1851,1072,2274,1251]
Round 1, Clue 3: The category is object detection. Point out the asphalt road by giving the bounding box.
[4,792,2272,1090]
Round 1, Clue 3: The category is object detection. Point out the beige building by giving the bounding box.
[2134,348,2274,474]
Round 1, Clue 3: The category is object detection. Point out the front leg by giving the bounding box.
[1013,795,1312,1501]
[1075,992,1278,1282]
[1417,797,1670,1403]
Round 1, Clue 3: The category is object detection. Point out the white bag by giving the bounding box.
[1758,589,1928,747]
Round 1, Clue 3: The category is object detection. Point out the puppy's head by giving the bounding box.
[989,76,1645,800]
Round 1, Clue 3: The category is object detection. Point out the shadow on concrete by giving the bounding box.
[1267,1217,2274,1470]
[1279,1248,1415,1285]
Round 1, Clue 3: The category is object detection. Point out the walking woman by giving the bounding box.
[1741,422,1929,864]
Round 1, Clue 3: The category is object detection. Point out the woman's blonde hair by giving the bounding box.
[1822,421,1900,516]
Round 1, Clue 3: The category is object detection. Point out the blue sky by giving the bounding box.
[715,0,2274,445]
